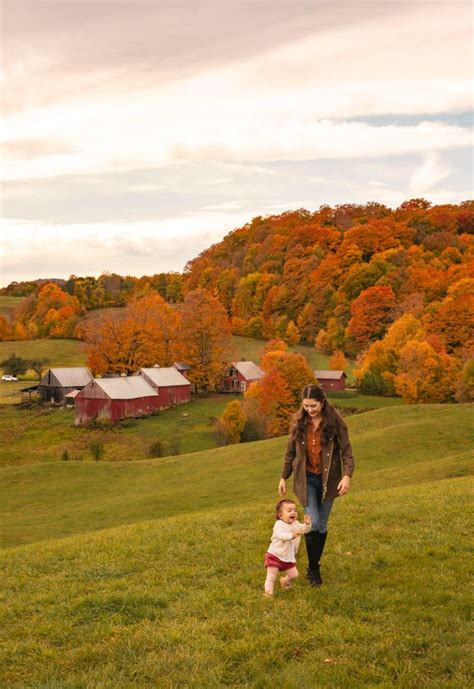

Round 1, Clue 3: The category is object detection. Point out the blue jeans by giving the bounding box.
[304,472,333,533]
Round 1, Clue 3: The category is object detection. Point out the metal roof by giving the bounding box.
[314,370,347,380]
[42,367,93,387]
[173,362,190,371]
[232,361,264,380]
[64,389,80,398]
[92,377,158,400]
[139,367,191,387]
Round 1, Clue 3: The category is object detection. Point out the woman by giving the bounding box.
[278,383,355,587]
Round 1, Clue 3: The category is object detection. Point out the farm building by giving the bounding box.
[75,377,160,425]
[314,370,347,392]
[137,367,191,406]
[173,362,191,375]
[38,367,93,404]
[220,361,264,393]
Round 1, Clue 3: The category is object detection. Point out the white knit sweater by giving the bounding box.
[266,519,311,563]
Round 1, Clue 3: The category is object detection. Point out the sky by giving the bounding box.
[1,0,473,286]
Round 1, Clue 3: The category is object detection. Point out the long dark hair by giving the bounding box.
[289,384,339,444]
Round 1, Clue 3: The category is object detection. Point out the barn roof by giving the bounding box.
[314,370,347,380]
[91,377,158,400]
[232,361,264,381]
[41,367,93,387]
[139,367,191,387]
[173,362,190,372]
[64,389,80,398]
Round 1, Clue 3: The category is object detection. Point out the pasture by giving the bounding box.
[0,404,472,688]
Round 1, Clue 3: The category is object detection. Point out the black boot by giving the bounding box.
[305,531,327,587]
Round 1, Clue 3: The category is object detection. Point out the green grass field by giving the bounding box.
[0,404,472,688]
[0,339,86,373]
[0,296,24,321]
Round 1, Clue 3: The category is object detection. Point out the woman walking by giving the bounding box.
[278,384,355,587]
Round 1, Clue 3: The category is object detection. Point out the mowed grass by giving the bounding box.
[0,404,472,688]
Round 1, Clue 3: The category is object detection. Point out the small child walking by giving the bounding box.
[264,499,312,596]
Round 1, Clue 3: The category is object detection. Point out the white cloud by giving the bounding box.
[1,1,472,182]
[409,152,452,195]
[0,212,251,284]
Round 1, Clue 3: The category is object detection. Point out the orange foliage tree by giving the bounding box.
[246,350,316,436]
[346,285,396,353]
[15,282,82,339]
[329,350,347,370]
[84,293,181,375]
[0,316,13,341]
[423,278,474,355]
[178,288,232,392]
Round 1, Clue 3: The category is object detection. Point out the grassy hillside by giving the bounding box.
[0,338,85,372]
[0,396,232,466]
[0,392,403,466]
[0,404,472,688]
[1,405,471,547]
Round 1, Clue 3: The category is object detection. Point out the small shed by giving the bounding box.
[75,377,160,425]
[173,362,191,375]
[220,361,264,393]
[39,367,93,404]
[64,389,80,407]
[137,367,191,406]
[314,370,347,392]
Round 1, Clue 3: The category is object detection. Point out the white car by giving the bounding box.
[1,375,18,382]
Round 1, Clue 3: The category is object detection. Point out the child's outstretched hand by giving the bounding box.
[303,514,312,526]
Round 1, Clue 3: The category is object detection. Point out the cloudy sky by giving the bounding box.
[1,0,473,285]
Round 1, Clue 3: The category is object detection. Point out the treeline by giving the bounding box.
[1,199,473,403]
[0,272,183,340]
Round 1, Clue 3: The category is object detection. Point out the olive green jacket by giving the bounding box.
[281,408,355,505]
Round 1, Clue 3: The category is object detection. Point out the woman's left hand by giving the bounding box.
[337,475,351,496]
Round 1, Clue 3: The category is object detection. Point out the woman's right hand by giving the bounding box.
[278,478,286,496]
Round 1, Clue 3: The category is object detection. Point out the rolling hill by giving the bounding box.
[0,404,472,687]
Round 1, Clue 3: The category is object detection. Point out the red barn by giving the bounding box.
[314,370,347,392]
[137,367,191,405]
[75,377,160,425]
[220,361,264,393]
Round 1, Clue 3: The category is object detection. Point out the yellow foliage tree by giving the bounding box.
[394,340,458,403]
[219,400,247,444]
[285,320,300,346]
[355,314,425,395]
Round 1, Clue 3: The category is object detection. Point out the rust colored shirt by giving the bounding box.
[305,420,322,474]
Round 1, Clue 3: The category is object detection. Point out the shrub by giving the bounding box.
[148,440,166,458]
[119,417,137,428]
[89,440,105,461]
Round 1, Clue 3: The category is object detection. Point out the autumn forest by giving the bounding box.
[1,199,473,412]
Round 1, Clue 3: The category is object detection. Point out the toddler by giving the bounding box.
[264,499,312,596]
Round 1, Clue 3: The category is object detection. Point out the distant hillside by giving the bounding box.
[0,403,471,688]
